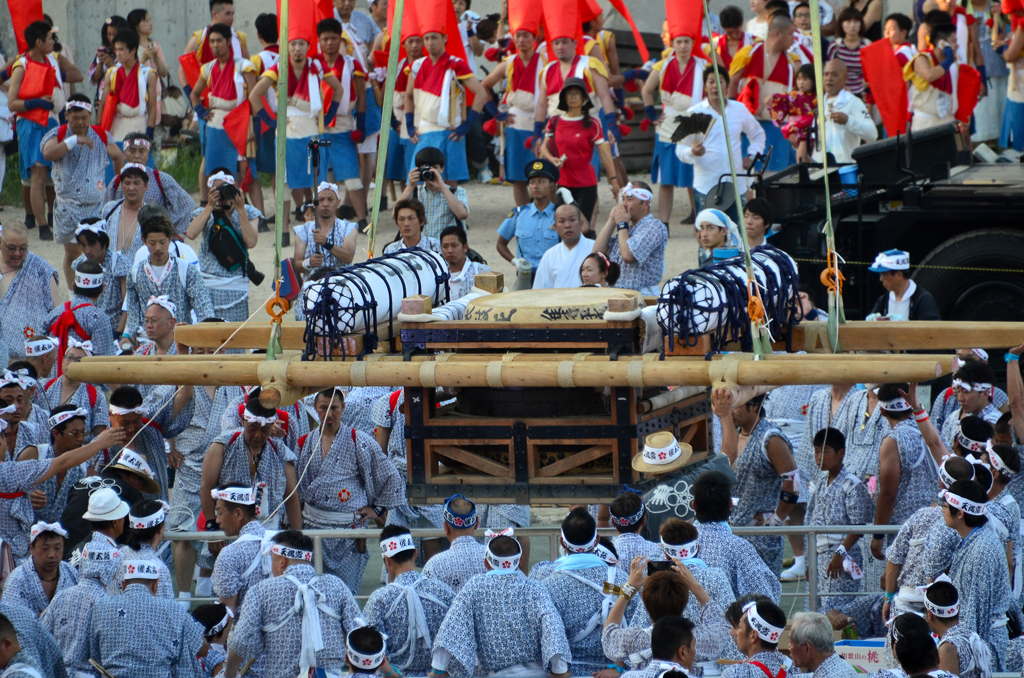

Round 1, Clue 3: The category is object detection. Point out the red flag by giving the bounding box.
[606,0,650,63]
[956,65,982,124]
[179,53,203,88]
[222,100,252,156]
[16,58,57,126]
[7,0,44,54]
[100,91,118,131]
[860,40,908,137]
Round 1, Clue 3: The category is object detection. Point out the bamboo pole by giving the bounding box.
[67,355,947,391]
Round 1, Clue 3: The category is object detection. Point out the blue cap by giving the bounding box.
[868,249,910,273]
[442,494,478,529]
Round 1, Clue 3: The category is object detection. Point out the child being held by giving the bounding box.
[769,64,818,155]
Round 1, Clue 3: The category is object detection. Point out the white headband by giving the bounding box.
[922,574,959,618]
[661,538,699,560]
[66,100,93,112]
[109,404,146,416]
[120,162,148,176]
[485,540,523,571]
[147,295,176,316]
[878,396,911,412]
[74,220,106,237]
[380,532,415,556]
[1,369,32,390]
[942,489,986,516]
[81,543,121,563]
[113,450,155,481]
[122,560,163,580]
[971,348,989,361]
[48,407,88,430]
[243,408,279,427]
[955,426,987,454]
[75,268,105,289]
[4,368,36,390]
[30,521,68,543]
[620,182,653,202]
[209,607,234,637]
[346,632,387,670]
[485,527,514,539]
[642,437,683,466]
[939,455,973,487]
[743,601,784,643]
[986,440,1017,477]
[126,137,152,148]
[207,171,236,188]
[210,486,257,505]
[594,543,619,565]
[24,335,57,356]
[0,406,15,433]
[317,181,340,199]
[271,543,313,562]
[66,337,94,356]
[870,250,910,271]
[128,505,167,530]
[560,528,598,554]
[953,379,993,393]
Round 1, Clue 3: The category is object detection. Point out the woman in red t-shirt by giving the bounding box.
[539,77,621,230]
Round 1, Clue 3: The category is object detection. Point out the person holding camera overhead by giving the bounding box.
[185,168,262,323]
[398,147,470,240]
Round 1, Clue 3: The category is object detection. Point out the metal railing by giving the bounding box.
[164,523,902,610]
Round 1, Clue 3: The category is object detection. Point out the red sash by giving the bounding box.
[49,302,93,376]
[749,662,786,678]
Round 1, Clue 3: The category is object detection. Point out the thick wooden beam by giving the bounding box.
[793,321,1024,352]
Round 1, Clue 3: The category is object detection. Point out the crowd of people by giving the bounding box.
[1,0,1024,676]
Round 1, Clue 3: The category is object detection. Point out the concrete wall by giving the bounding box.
[1,0,913,69]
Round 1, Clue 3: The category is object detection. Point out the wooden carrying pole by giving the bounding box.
[173,320,1024,352]
[68,354,950,408]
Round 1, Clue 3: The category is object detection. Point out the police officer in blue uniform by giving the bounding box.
[496,159,561,285]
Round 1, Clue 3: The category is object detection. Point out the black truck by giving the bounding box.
[754,123,1024,324]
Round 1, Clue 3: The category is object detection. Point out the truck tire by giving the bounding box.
[913,229,1024,322]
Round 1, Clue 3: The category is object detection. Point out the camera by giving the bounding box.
[218,183,238,203]
[419,166,435,183]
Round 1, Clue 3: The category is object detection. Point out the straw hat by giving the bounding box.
[632,431,693,474]
[110,450,161,495]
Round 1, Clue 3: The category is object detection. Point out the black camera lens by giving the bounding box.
[420,167,434,182]
[218,184,238,202]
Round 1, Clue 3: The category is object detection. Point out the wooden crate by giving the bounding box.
[404,386,711,505]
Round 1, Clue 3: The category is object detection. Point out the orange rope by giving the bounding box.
[819,249,845,296]
[747,280,766,326]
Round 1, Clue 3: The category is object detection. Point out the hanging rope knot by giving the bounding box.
[267,283,290,323]
[820,249,845,296]
[747,279,766,326]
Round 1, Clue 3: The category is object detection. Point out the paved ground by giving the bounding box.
[2,176,701,325]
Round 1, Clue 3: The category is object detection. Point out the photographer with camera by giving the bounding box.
[293,181,358,277]
[398,147,470,240]
[185,168,263,322]
[122,213,214,350]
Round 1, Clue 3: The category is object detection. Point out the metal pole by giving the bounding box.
[314,534,324,574]
[806,539,819,612]
[274,0,290,273]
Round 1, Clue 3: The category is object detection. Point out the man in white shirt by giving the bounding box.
[811,60,877,164]
[677,66,765,217]
[533,203,593,289]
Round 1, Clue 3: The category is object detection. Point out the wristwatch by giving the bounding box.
[205,519,219,532]
[616,221,630,232]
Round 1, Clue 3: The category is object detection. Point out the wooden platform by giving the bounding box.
[403,387,710,505]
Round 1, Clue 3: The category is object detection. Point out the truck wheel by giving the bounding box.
[913,229,1024,322]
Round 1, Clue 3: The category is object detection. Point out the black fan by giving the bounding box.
[670,112,716,145]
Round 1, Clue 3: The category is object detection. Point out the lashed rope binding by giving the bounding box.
[301,249,451,361]
[657,245,799,356]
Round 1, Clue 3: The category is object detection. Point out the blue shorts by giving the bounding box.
[503,127,534,182]
[364,93,383,136]
[318,132,360,182]
[1000,99,1024,152]
[17,117,57,180]
[386,133,412,182]
[285,136,316,188]
[412,130,469,182]
[198,118,208,155]
[255,127,276,174]
[203,125,240,176]
[652,138,693,188]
